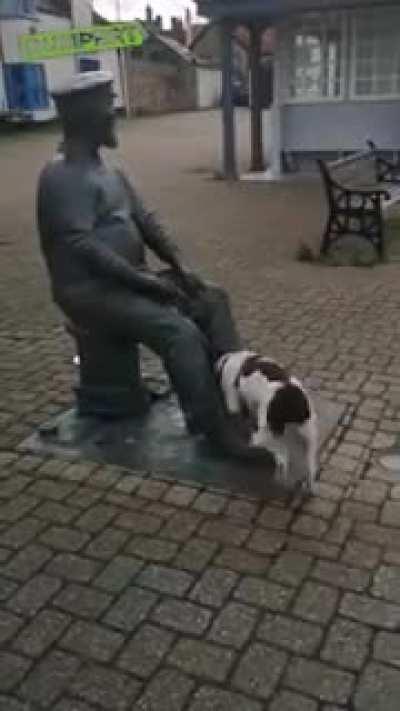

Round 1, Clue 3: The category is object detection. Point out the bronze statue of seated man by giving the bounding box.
[37,71,250,457]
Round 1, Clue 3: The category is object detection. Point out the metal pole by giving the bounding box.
[116,0,131,117]
[220,20,237,180]
[249,23,264,172]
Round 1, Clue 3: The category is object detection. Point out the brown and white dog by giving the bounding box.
[216,350,318,492]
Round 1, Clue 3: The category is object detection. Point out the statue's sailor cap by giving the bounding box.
[51,71,113,99]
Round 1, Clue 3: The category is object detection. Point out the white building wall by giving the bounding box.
[0,14,74,120]
[196,67,221,108]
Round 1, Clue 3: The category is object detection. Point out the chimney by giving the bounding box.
[184,7,193,47]
[171,17,185,44]
[145,4,153,24]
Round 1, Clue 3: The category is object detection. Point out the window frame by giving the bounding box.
[283,11,347,105]
[349,8,400,101]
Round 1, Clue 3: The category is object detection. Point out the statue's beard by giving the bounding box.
[101,114,118,148]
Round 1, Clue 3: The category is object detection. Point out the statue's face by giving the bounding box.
[92,85,118,149]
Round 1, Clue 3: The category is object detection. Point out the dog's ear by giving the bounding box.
[267,384,310,436]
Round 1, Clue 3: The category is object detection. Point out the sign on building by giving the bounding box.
[19,22,146,61]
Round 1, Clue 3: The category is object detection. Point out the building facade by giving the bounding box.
[0,0,122,121]
[196,0,400,178]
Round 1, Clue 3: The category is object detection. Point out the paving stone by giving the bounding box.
[372,565,400,604]
[84,527,129,560]
[321,617,372,670]
[0,475,31,499]
[88,467,123,489]
[135,668,195,711]
[291,514,329,538]
[168,638,235,682]
[105,586,157,632]
[293,582,338,624]
[0,547,11,563]
[0,517,45,549]
[285,657,354,704]
[269,551,313,587]
[162,511,202,541]
[61,462,98,482]
[190,567,238,607]
[234,576,294,612]
[316,482,345,502]
[117,624,174,677]
[75,504,118,533]
[13,609,70,657]
[269,690,318,711]
[189,686,263,711]
[381,501,400,527]
[137,564,194,597]
[0,610,23,644]
[199,519,249,546]
[257,505,293,530]
[257,612,323,656]
[93,555,143,593]
[37,459,69,478]
[287,535,340,560]
[7,573,61,617]
[137,480,169,501]
[152,598,211,635]
[354,662,400,711]
[71,664,141,711]
[383,548,400,565]
[0,652,31,692]
[61,620,125,662]
[28,479,76,502]
[225,499,259,522]
[341,539,381,569]
[208,602,258,649]
[340,592,400,629]
[115,474,142,494]
[67,487,103,510]
[54,583,111,620]
[145,502,177,519]
[353,480,388,506]
[247,528,286,556]
[115,512,162,534]
[2,544,53,581]
[193,493,227,515]
[0,694,37,711]
[355,522,400,549]
[0,576,18,602]
[302,497,337,520]
[54,698,95,710]
[126,536,178,563]
[45,553,101,583]
[233,642,287,700]
[312,559,370,591]
[35,502,79,525]
[163,484,198,507]
[374,631,400,667]
[40,526,90,552]
[19,650,79,707]
[323,517,352,547]
[341,501,378,522]
[215,546,269,575]
[175,538,218,572]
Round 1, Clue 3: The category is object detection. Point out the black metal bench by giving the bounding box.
[318,142,400,259]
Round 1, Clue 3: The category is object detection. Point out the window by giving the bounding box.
[351,9,400,99]
[4,63,48,111]
[285,13,344,101]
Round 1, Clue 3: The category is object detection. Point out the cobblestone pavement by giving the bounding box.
[1,110,400,709]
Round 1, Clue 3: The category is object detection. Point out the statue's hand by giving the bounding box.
[177,267,206,296]
[152,276,190,308]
